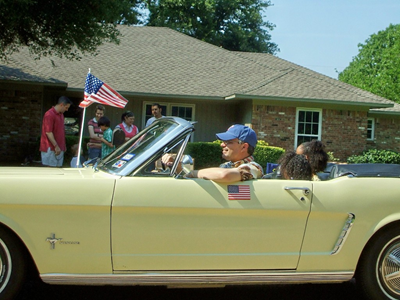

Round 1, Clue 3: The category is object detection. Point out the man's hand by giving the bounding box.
[54,145,61,155]
[161,153,176,167]
[46,132,61,155]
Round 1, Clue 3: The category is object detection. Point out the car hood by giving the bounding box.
[0,167,100,177]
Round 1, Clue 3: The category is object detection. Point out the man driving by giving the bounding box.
[184,124,263,183]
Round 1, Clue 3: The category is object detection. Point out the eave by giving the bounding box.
[225,94,394,109]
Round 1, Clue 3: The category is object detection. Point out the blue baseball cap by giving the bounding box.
[216,124,257,147]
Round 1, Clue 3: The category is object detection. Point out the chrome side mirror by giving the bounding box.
[181,155,194,174]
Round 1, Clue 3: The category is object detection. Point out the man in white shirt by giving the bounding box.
[145,103,165,127]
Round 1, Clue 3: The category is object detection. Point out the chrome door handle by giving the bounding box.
[284,187,310,196]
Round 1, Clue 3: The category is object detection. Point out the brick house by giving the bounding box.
[0,25,399,164]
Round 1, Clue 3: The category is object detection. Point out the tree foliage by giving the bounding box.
[146,0,279,54]
[0,0,279,60]
[338,24,400,103]
[0,0,143,60]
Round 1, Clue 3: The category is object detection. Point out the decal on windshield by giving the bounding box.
[112,160,127,168]
[228,185,251,200]
[122,154,135,161]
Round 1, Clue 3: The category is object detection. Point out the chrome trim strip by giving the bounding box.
[41,271,353,286]
[331,213,355,255]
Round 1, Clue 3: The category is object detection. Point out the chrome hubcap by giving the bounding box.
[0,238,12,293]
[379,240,400,296]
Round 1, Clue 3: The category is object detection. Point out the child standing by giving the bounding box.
[98,116,115,158]
[70,143,85,168]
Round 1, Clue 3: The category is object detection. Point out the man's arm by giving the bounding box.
[88,125,102,141]
[45,132,61,155]
[186,168,242,183]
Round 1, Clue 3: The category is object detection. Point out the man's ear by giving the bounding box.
[242,142,249,152]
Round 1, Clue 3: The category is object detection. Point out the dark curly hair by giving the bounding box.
[297,140,328,174]
[279,151,312,180]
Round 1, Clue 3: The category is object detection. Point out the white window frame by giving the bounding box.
[294,108,322,149]
[169,103,196,122]
[367,118,375,140]
[142,102,195,127]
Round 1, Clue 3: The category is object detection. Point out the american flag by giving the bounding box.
[79,73,128,108]
[228,185,251,200]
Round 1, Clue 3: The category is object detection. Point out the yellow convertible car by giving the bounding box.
[1,117,400,300]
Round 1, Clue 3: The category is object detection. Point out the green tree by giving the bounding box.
[0,0,143,60]
[338,24,400,103]
[146,0,279,54]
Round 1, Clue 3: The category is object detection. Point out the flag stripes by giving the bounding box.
[80,73,128,108]
[228,185,251,200]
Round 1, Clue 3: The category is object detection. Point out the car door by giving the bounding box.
[111,177,312,271]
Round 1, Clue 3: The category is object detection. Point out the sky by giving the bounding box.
[266,0,400,79]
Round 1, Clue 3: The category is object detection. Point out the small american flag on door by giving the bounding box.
[228,185,251,200]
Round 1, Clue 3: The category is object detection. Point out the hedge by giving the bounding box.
[185,141,224,169]
[347,149,400,164]
[253,145,285,171]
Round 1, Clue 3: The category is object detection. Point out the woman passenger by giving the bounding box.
[279,151,312,180]
[296,140,328,181]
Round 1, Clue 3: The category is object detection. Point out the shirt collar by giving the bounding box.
[122,121,132,130]
[51,107,61,115]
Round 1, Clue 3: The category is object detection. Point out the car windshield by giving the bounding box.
[99,120,180,175]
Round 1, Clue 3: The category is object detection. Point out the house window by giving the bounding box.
[367,118,375,140]
[143,102,195,127]
[171,105,193,121]
[295,108,322,148]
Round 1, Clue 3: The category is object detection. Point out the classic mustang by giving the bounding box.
[1,117,400,300]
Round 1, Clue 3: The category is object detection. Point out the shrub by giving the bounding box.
[253,145,285,171]
[327,151,340,162]
[347,149,400,164]
[185,142,224,169]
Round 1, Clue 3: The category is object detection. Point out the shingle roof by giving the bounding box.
[233,52,394,106]
[0,25,394,109]
[370,102,400,115]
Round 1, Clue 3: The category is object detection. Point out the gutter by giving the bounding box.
[0,79,67,88]
[224,94,394,109]
[66,88,226,101]
[369,110,400,116]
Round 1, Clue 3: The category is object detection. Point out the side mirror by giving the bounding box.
[180,155,194,174]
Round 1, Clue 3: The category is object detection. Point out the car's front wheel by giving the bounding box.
[357,227,400,300]
[0,227,26,300]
